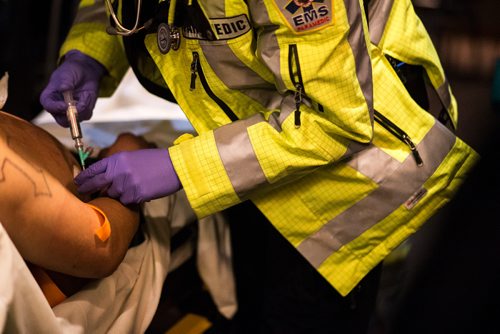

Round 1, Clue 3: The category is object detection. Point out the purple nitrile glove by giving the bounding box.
[40,50,106,127]
[74,148,182,205]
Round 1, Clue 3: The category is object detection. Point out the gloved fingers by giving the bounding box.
[77,173,111,194]
[75,90,97,121]
[40,80,74,127]
[40,89,67,111]
[40,96,70,127]
[75,158,108,186]
[105,174,126,200]
[106,174,145,205]
[56,72,78,93]
[54,114,70,127]
[119,187,140,206]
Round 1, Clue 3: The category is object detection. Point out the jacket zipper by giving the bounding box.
[190,51,238,122]
[288,45,324,128]
[373,110,424,167]
[386,53,455,133]
[289,44,304,128]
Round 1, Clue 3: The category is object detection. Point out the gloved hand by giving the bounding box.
[74,148,182,205]
[40,49,106,127]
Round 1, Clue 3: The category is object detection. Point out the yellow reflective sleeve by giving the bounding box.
[169,131,241,218]
[59,2,128,96]
[376,0,458,126]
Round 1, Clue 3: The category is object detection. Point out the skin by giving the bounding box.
[0,111,148,296]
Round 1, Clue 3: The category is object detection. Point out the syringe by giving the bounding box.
[62,91,86,169]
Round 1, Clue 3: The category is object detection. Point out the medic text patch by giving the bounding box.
[209,14,251,40]
[274,0,333,33]
[183,14,251,41]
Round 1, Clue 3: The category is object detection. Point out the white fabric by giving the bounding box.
[0,192,184,334]
[51,195,176,334]
[0,221,62,333]
[0,190,237,333]
[197,214,237,318]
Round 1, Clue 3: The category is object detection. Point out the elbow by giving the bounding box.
[91,260,120,278]
[81,247,128,278]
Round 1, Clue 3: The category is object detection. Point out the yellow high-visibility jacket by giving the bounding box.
[62,0,478,296]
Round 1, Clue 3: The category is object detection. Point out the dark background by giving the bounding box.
[0,0,78,120]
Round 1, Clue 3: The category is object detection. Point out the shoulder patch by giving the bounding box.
[209,14,252,40]
[273,0,334,33]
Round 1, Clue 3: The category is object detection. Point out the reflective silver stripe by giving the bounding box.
[202,45,270,89]
[74,0,108,25]
[199,0,225,18]
[201,43,284,111]
[436,77,452,111]
[298,120,456,267]
[346,144,401,183]
[367,0,394,45]
[344,0,374,118]
[339,140,371,162]
[214,114,269,198]
[277,94,295,127]
[213,96,294,198]
[248,4,285,92]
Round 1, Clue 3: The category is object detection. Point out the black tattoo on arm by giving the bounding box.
[0,133,52,197]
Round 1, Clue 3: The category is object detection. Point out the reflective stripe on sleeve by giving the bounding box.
[367,0,394,45]
[247,3,286,91]
[367,0,453,123]
[213,92,299,198]
[214,114,269,198]
[436,77,452,111]
[201,43,284,111]
[74,0,108,25]
[198,0,225,18]
[297,120,456,267]
[344,0,374,116]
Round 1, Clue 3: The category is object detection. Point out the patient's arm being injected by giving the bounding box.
[0,111,140,280]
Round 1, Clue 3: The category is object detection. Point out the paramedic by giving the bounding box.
[40,0,478,332]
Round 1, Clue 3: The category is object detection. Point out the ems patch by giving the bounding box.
[274,0,333,33]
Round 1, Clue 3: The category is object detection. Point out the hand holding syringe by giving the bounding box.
[62,91,92,169]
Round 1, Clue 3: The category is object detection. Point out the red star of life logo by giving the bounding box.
[285,0,325,14]
[274,0,333,33]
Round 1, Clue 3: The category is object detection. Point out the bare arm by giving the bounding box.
[0,112,140,278]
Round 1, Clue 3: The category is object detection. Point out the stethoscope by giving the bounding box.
[105,0,180,54]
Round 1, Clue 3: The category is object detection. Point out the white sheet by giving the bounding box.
[0,220,62,333]
[0,192,190,334]
[0,189,236,333]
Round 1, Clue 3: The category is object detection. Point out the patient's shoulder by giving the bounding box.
[0,111,81,190]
